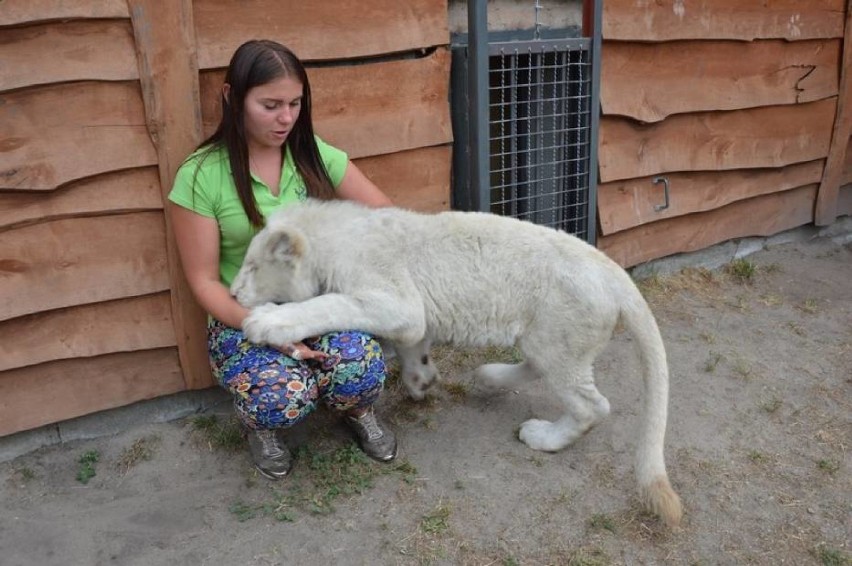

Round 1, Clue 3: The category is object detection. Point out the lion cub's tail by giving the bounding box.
[619,287,683,528]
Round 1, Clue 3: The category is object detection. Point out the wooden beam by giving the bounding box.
[603,0,844,42]
[599,99,836,182]
[193,0,448,68]
[815,0,852,225]
[0,168,162,230]
[0,349,185,437]
[0,293,176,372]
[844,136,852,184]
[837,184,852,215]
[128,0,213,390]
[0,20,139,92]
[0,213,170,322]
[598,185,817,268]
[0,81,158,191]
[602,39,840,123]
[355,145,452,212]
[598,160,825,235]
[0,0,128,26]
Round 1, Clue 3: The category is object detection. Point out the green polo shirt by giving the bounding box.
[168,137,347,286]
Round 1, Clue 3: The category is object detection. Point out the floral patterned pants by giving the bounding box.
[207,319,387,430]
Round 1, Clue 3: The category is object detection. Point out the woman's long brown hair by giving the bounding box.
[193,40,335,227]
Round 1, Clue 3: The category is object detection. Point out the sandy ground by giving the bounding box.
[1,231,850,566]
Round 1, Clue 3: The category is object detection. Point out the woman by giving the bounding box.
[168,39,397,479]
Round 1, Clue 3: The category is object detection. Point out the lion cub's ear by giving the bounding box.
[264,227,306,264]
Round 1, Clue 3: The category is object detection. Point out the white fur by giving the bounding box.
[231,199,683,526]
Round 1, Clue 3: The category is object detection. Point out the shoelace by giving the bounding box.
[256,430,284,457]
[357,412,383,441]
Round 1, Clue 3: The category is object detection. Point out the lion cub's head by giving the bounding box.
[230,223,318,308]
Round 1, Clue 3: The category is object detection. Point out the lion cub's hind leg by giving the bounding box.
[473,360,539,391]
[518,358,610,453]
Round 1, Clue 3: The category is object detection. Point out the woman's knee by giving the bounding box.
[315,331,388,411]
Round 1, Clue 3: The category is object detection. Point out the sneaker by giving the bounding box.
[345,407,398,462]
[245,428,292,479]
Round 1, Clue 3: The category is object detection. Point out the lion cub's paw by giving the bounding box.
[518,419,567,452]
[242,303,285,345]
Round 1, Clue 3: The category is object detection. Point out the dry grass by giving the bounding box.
[116,435,161,474]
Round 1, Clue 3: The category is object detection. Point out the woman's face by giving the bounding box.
[240,75,304,152]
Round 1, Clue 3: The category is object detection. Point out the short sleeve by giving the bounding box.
[168,157,216,218]
[315,136,349,188]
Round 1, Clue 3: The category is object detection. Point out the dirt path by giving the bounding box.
[2,233,850,566]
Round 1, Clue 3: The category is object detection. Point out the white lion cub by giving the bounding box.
[231,199,682,527]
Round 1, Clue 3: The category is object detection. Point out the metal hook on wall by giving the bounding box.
[652,176,670,212]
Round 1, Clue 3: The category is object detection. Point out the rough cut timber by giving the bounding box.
[0,293,176,373]
[0,20,139,92]
[355,145,452,212]
[603,0,845,41]
[602,39,840,123]
[193,0,449,68]
[815,3,852,225]
[0,82,157,191]
[598,98,836,183]
[0,168,162,230]
[0,213,170,322]
[0,349,185,437]
[0,0,128,26]
[597,160,825,235]
[599,185,817,268]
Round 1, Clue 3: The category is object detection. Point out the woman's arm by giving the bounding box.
[169,203,326,361]
[169,203,249,329]
[335,161,393,208]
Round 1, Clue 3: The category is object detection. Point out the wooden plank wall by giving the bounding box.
[0,0,451,437]
[597,0,850,267]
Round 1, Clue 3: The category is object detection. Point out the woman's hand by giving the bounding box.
[276,341,328,361]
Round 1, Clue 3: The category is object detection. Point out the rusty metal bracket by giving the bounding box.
[652,176,670,212]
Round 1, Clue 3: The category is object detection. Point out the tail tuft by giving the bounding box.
[641,476,683,528]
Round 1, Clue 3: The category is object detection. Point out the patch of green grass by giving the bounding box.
[502,557,520,566]
[817,459,840,475]
[116,435,160,473]
[699,332,717,344]
[15,467,36,482]
[787,321,807,336]
[798,298,820,314]
[587,513,617,533]
[726,258,757,283]
[704,351,723,373]
[748,450,768,464]
[568,546,610,566]
[189,414,244,451]
[420,503,451,534]
[441,379,469,401]
[228,500,258,522]
[76,450,100,484]
[232,443,418,522]
[813,544,851,566]
[760,396,783,414]
[732,356,754,379]
[758,293,784,307]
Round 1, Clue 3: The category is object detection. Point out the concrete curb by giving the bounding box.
[0,388,230,463]
[629,215,852,279]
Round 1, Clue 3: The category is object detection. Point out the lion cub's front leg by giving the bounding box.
[242,302,309,346]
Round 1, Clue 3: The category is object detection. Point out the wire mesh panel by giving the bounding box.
[488,39,592,238]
